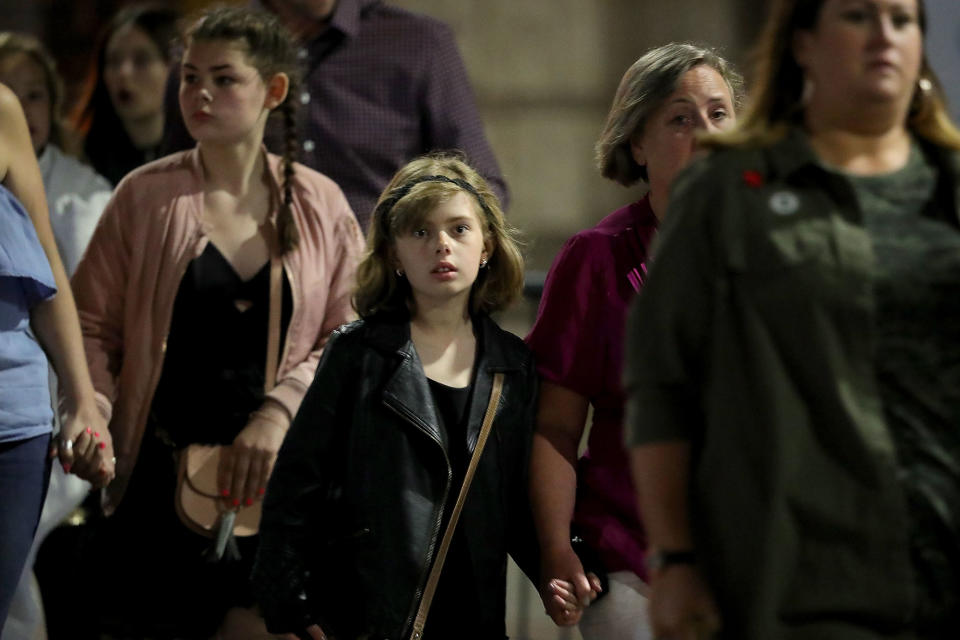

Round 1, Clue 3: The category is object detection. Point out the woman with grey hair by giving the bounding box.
[526,42,741,637]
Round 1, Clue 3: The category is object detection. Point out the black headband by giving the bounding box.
[375,175,492,239]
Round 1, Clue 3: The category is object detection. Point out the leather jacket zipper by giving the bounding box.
[384,400,452,636]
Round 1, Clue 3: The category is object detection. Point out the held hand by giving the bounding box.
[54,402,114,488]
[218,403,289,508]
[649,565,721,640]
[539,544,602,626]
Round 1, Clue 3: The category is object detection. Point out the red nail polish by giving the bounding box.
[63,464,71,473]
[221,489,230,497]
[99,442,106,449]
[232,499,240,507]
[86,427,91,434]
[257,487,266,496]
[245,498,253,506]
[94,432,100,438]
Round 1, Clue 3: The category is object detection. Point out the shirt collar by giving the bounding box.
[764,125,822,181]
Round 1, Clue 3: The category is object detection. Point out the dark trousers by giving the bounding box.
[0,433,51,632]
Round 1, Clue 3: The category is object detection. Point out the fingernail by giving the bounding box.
[244,498,253,506]
[100,468,107,475]
[94,432,100,438]
[63,464,71,473]
[99,442,106,449]
[232,499,240,507]
[257,487,266,496]
[86,427,91,434]
[221,489,230,497]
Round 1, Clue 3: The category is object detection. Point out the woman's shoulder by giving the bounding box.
[113,149,199,196]
[266,153,349,208]
[42,145,112,198]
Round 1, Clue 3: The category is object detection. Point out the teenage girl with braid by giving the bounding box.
[70,7,364,638]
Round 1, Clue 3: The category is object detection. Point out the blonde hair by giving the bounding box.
[595,42,743,186]
[0,32,65,148]
[710,0,960,150]
[354,153,524,318]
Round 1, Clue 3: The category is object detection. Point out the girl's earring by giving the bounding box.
[395,268,404,277]
[480,257,488,268]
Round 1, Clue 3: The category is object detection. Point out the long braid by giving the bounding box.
[278,97,299,253]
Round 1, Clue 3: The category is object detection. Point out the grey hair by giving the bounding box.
[595,42,743,186]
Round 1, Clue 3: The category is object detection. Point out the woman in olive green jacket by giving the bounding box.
[626,1,960,639]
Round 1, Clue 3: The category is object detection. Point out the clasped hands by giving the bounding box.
[539,544,603,626]
[53,401,113,488]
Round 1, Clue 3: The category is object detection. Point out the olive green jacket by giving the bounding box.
[625,129,960,639]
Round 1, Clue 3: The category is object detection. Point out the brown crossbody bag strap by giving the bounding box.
[263,222,282,392]
[408,372,504,640]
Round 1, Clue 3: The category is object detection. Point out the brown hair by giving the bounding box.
[354,153,525,319]
[75,4,181,176]
[0,32,66,148]
[595,42,743,186]
[186,6,303,252]
[713,0,960,150]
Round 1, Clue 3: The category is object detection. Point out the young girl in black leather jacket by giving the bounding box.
[253,154,583,639]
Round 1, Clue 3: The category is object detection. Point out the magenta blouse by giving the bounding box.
[526,196,658,579]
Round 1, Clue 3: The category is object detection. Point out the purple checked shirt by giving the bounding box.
[526,196,658,580]
[163,0,507,231]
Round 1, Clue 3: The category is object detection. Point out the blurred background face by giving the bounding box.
[102,23,168,125]
[794,0,923,112]
[0,51,51,153]
[630,64,736,214]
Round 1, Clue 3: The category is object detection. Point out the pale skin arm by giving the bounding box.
[0,84,113,486]
[530,381,603,624]
[629,441,720,639]
[219,399,291,508]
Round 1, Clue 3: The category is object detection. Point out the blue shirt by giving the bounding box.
[0,183,56,442]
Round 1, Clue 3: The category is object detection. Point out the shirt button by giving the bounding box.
[303,140,316,152]
[300,92,310,105]
[297,48,308,60]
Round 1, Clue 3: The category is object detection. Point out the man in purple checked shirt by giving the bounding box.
[162,0,508,232]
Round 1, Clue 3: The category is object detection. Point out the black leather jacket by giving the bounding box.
[253,314,540,639]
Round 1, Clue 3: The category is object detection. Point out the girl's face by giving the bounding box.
[0,52,51,153]
[179,40,283,146]
[103,24,169,124]
[393,191,490,314]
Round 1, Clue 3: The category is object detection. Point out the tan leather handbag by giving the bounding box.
[173,223,283,556]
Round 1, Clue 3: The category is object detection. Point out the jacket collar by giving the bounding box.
[371,313,519,453]
[763,125,960,225]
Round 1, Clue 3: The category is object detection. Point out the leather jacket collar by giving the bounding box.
[366,314,524,453]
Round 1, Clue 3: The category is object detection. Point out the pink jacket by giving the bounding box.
[72,148,365,510]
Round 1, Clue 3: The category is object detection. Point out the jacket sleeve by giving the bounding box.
[253,328,352,634]
[70,180,134,421]
[623,158,721,446]
[265,200,364,420]
[507,354,542,585]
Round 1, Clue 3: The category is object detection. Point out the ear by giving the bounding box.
[629,136,646,169]
[264,72,290,110]
[482,238,495,262]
